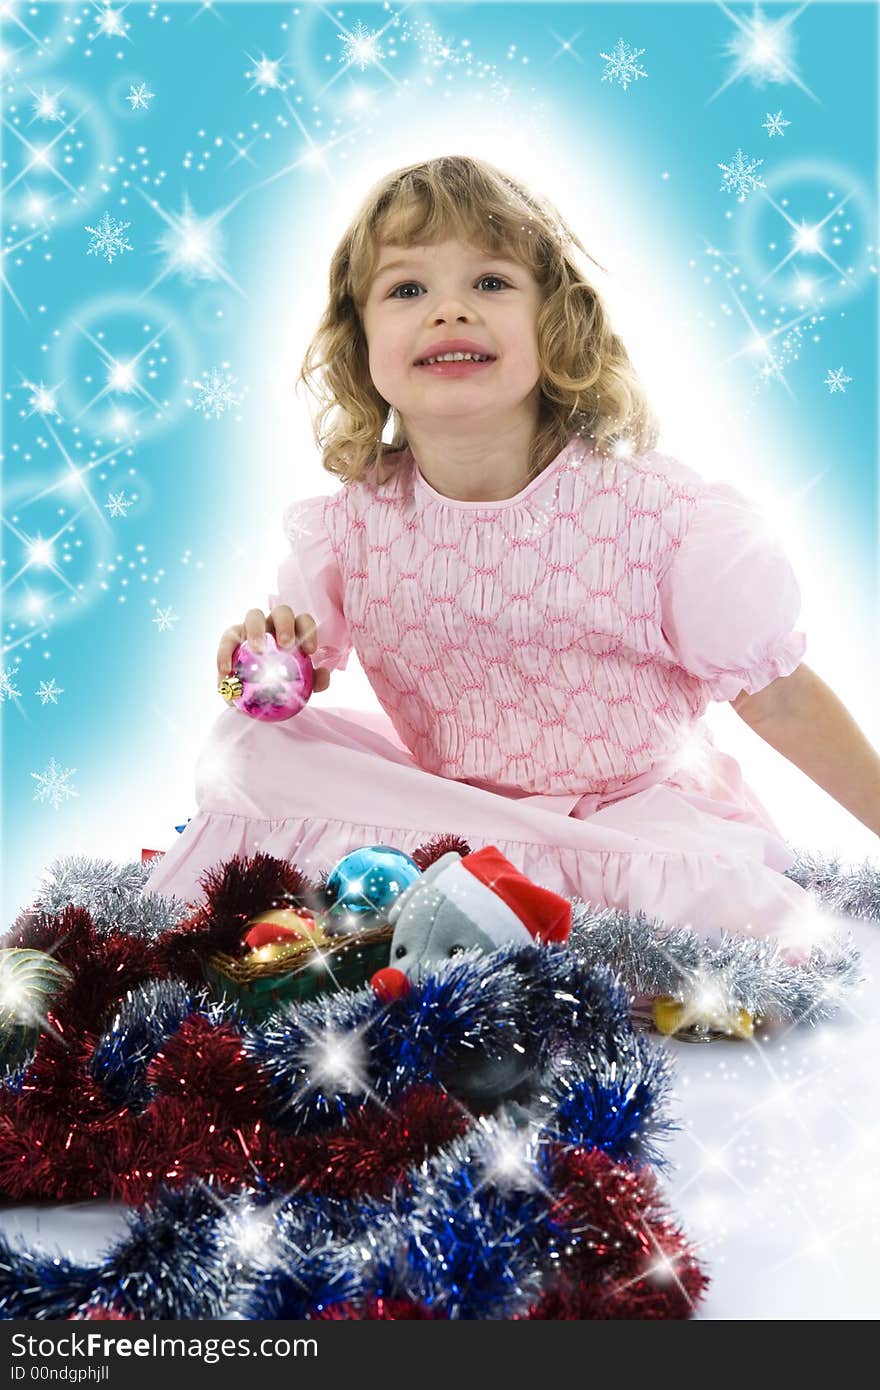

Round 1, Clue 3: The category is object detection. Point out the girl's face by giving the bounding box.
[361,236,544,430]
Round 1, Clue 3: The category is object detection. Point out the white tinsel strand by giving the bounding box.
[567,898,861,1023]
[784,847,880,922]
[235,1117,556,1320]
[11,850,871,1029]
[18,855,191,939]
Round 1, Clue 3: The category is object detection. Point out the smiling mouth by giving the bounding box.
[414,357,497,374]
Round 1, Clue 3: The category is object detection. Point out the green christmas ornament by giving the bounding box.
[0,948,74,1066]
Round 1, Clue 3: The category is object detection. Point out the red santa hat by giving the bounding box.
[430,846,571,948]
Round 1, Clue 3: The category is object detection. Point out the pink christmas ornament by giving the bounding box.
[218,631,313,722]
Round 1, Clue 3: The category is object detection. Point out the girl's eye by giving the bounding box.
[389,275,509,299]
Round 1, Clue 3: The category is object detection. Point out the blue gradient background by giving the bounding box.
[1,0,877,925]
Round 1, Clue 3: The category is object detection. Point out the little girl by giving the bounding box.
[141,154,879,952]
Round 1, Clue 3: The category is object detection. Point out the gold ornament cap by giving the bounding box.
[219,674,243,703]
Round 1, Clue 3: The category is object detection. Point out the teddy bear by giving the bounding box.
[370,845,571,1108]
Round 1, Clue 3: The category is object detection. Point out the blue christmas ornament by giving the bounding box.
[324,845,421,935]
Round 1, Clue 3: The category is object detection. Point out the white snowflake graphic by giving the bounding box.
[340,20,384,71]
[85,211,134,264]
[762,109,791,138]
[31,758,79,810]
[189,366,242,420]
[0,667,22,702]
[717,149,766,203]
[824,367,852,394]
[152,606,180,632]
[35,679,64,706]
[599,38,648,92]
[126,82,155,111]
[105,490,133,518]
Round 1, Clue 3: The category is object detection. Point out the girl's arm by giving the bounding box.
[731,664,880,837]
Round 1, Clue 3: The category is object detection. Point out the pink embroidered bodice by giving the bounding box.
[271,437,806,800]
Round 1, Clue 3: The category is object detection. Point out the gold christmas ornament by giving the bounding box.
[651,994,755,1041]
[249,938,312,965]
[244,907,328,950]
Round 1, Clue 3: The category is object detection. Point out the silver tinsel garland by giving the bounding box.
[784,846,880,922]
[8,847,875,1027]
[566,901,860,1023]
[18,854,191,939]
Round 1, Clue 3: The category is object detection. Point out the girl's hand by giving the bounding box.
[217,606,331,692]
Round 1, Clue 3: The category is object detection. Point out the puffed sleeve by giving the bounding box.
[657,481,806,702]
[267,495,352,672]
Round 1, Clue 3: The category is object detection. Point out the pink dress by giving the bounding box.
[141,436,812,947]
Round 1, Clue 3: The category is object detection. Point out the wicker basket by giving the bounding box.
[202,921,395,1019]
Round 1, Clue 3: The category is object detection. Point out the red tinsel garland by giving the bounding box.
[0,846,481,1204]
[526,1147,710,1318]
[0,1072,470,1205]
[0,847,709,1318]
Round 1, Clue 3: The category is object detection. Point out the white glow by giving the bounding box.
[27,382,59,416]
[0,979,27,1013]
[777,897,842,958]
[31,87,62,122]
[61,468,90,495]
[483,1124,541,1191]
[793,223,822,255]
[27,536,54,567]
[645,1251,679,1285]
[223,1204,278,1266]
[108,359,137,393]
[304,1028,369,1095]
[96,5,126,39]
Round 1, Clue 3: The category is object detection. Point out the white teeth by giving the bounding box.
[418,352,492,365]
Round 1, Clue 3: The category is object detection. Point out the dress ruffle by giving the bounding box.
[140,702,815,953]
[698,631,807,704]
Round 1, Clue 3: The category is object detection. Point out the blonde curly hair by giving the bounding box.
[295,154,660,486]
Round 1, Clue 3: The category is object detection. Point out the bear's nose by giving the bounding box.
[371,966,412,1001]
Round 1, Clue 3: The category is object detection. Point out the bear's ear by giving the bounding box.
[387,880,418,926]
[386,852,460,927]
[418,851,461,883]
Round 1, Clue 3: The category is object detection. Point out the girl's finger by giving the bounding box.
[217,624,245,677]
[244,607,267,652]
[312,666,330,692]
[268,605,296,648]
[294,612,318,656]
